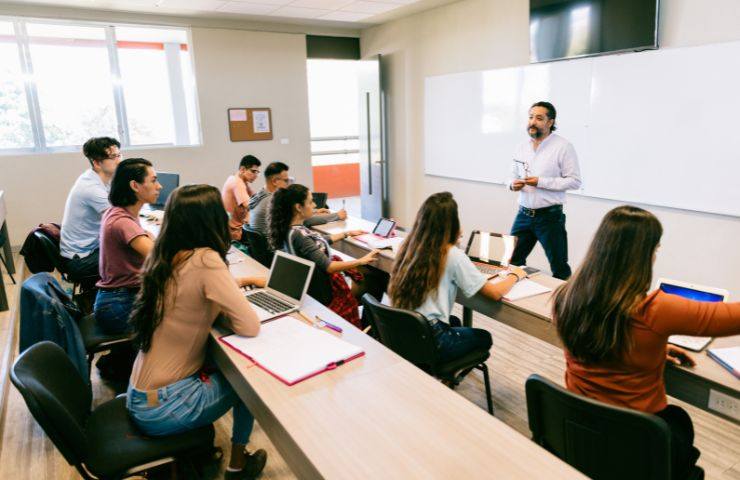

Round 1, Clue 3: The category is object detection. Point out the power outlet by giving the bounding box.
[708,389,740,422]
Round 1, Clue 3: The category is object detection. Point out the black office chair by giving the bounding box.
[312,192,328,209]
[33,230,97,311]
[525,374,703,480]
[241,226,274,268]
[11,341,215,479]
[362,293,493,414]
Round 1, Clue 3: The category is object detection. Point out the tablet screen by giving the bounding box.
[373,218,395,238]
[659,283,725,303]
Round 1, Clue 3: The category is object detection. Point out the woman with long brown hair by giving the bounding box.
[127,185,267,479]
[553,205,740,480]
[389,192,526,362]
[267,184,382,326]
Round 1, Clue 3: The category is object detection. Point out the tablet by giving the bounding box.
[373,218,396,238]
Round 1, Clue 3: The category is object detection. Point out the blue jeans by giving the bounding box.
[94,288,137,334]
[510,205,571,280]
[127,371,254,445]
[432,319,492,364]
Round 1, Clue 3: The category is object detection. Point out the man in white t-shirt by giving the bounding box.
[60,137,122,284]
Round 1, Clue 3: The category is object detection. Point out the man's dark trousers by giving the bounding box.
[509,204,571,280]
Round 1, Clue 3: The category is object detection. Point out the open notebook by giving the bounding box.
[220,316,364,385]
[707,347,740,379]
[487,277,552,301]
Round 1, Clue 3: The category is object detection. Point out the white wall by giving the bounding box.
[0,26,313,246]
[361,0,740,296]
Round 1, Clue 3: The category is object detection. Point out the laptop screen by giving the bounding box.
[465,231,516,266]
[659,282,726,303]
[153,172,180,208]
[267,253,313,302]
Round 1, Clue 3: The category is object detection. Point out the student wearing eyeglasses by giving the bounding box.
[60,137,122,284]
[222,154,262,241]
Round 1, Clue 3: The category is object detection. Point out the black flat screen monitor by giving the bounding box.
[530,0,659,63]
[152,172,179,209]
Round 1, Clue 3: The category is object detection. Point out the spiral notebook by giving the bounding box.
[707,347,740,379]
[220,316,364,385]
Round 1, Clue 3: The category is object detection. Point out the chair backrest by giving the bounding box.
[10,341,92,467]
[242,226,274,268]
[33,230,66,274]
[525,374,671,480]
[361,293,438,372]
[312,192,328,209]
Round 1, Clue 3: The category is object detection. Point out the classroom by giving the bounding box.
[1,0,739,478]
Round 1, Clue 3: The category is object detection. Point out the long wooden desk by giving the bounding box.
[313,217,740,425]
[212,249,583,479]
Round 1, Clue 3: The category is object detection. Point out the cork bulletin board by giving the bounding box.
[228,108,273,141]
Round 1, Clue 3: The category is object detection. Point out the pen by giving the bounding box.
[342,199,346,210]
[315,315,343,333]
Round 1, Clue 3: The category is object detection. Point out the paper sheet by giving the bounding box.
[500,278,553,301]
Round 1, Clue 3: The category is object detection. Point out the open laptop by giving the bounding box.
[355,218,402,249]
[464,230,517,276]
[659,278,729,351]
[244,250,315,322]
[151,172,180,209]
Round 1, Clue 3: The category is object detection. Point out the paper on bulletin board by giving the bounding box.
[229,109,248,122]
[252,110,270,133]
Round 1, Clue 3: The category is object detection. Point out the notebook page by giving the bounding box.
[221,317,364,385]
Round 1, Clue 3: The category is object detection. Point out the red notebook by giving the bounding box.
[220,316,364,386]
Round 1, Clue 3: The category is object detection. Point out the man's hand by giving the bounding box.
[524,176,539,187]
[511,180,526,191]
[336,209,347,220]
[315,208,331,214]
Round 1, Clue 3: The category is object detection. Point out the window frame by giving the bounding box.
[0,16,201,155]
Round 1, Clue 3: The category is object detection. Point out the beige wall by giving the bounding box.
[361,0,740,296]
[0,26,312,246]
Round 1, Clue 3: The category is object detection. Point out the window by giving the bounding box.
[0,18,201,154]
[0,21,33,149]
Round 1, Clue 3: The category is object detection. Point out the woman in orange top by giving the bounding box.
[553,205,740,480]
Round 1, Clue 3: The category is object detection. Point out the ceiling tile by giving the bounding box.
[270,6,332,18]
[157,0,227,10]
[320,10,372,21]
[341,1,399,14]
[217,1,280,14]
[288,0,353,10]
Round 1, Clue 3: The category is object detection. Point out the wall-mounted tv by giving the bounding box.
[530,0,659,63]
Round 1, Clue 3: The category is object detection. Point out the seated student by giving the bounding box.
[249,162,346,237]
[389,192,525,363]
[222,154,261,241]
[267,184,378,327]
[127,185,267,479]
[60,137,122,283]
[553,205,740,480]
[94,158,160,335]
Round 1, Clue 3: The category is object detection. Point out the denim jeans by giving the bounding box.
[127,371,254,445]
[509,205,572,280]
[94,288,137,335]
[431,319,493,364]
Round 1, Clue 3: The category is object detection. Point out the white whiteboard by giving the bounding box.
[424,40,740,217]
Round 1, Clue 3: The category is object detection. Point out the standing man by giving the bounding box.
[508,101,581,280]
[60,136,122,284]
[222,154,261,241]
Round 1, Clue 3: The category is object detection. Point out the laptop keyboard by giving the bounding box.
[476,264,504,276]
[247,290,294,314]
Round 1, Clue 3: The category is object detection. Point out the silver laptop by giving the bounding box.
[244,251,315,322]
[464,230,517,276]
